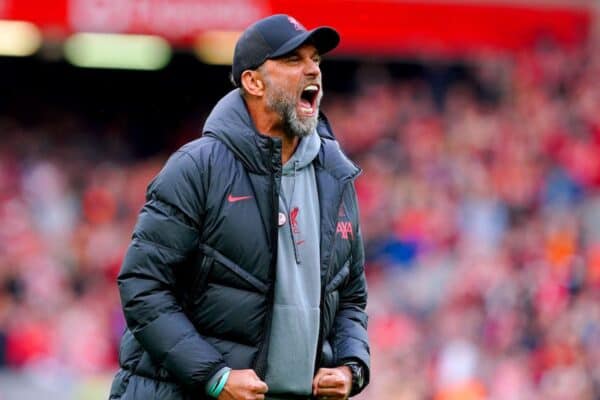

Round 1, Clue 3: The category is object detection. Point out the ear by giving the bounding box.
[240,70,265,97]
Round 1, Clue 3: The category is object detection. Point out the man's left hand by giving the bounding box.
[312,366,352,400]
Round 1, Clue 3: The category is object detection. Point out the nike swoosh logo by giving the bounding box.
[228,194,253,203]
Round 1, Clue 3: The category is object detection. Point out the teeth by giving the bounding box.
[304,84,318,92]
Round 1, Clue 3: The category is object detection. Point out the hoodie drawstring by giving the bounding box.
[281,160,301,265]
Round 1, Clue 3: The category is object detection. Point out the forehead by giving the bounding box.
[259,43,320,74]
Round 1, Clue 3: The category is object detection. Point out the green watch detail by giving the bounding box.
[207,368,231,398]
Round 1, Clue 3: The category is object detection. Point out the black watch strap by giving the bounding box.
[344,361,365,395]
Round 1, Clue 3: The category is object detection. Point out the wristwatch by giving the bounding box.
[344,361,365,395]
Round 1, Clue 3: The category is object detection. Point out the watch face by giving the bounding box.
[350,364,364,389]
[355,367,364,387]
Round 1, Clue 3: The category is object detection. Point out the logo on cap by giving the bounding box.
[287,16,305,31]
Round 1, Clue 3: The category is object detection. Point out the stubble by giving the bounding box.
[263,75,322,139]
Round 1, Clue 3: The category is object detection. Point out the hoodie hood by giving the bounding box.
[203,89,275,175]
[282,131,321,176]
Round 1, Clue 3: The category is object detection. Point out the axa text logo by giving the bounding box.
[336,221,353,240]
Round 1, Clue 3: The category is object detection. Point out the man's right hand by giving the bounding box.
[217,369,269,400]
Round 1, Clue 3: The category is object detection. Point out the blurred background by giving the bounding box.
[1,0,600,399]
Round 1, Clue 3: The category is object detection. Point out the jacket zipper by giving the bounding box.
[314,187,345,371]
[253,140,281,379]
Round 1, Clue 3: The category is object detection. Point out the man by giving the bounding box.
[109,14,370,400]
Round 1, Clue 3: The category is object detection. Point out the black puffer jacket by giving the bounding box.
[109,90,370,400]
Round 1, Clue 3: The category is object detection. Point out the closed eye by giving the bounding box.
[285,55,301,63]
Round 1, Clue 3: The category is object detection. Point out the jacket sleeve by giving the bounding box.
[332,186,370,395]
[117,150,226,392]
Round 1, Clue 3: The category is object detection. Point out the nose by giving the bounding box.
[304,57,320,77]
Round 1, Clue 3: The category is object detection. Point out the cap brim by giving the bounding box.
[269,26,340,59]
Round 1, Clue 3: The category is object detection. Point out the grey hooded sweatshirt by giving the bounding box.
[264,130,322,398]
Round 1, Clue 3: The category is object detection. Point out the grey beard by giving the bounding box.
[265,85,321,139]
[281,104,318,138]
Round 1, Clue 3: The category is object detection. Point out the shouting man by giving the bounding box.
[110,14,370,400]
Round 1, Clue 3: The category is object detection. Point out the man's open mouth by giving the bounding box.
[299,84,319,114]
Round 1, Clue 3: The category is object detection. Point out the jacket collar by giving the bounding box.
[203,89,360,181]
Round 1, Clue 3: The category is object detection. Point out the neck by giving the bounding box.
[246,98,299,164]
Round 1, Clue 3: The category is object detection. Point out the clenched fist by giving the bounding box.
[312,367,352,400]
[218,369,269,400]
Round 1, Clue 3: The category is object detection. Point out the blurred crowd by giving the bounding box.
[331,37,600,399]
[0,115,162,378]
[3,33,600,400]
